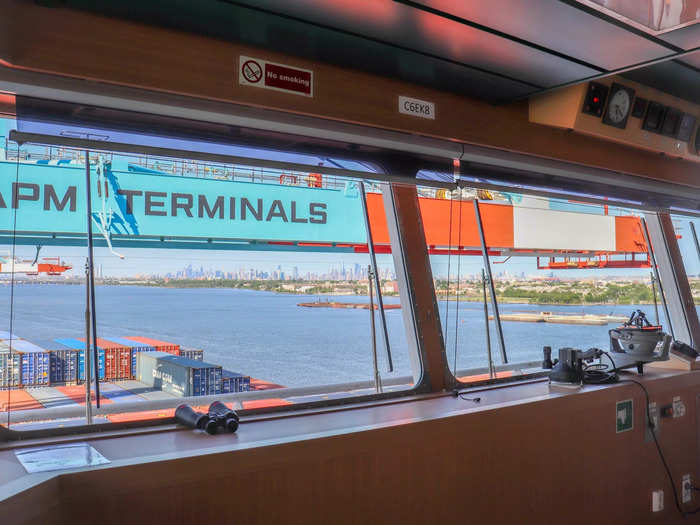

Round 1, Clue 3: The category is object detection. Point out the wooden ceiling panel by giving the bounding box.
[658,24,700,49]
[411,0,673,70]
[622,60,700,104]
[21,0,700,104]
[228,0,599,87]
[678,51,700,71]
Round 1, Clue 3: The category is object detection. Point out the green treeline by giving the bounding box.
[108,279,370,296]
[103,278,661,305]
[499,282,654,305]
[139,279,327,293]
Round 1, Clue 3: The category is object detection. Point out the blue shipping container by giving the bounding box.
[12,340,50,387]
[137,352,222,397]
[55,338,105,380]
[50,350,78,383]
[221,370,251,393]
[203,367,221,395]
[34,340,79,383]
[19,351,51,386]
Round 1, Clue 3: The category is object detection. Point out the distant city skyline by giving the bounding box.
[162,261,395,282]
[1,240,697,281]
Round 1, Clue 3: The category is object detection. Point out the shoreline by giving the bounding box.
[438,296,656,306]
[0,280,664,307]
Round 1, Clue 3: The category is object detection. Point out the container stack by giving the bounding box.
[55,338,106,381]
[179,348,204,361]
[136,351,222,397]
[87,338,132,380]
[125,336,179,355]
[33,340,79,384]
[221,370,251,393]
[0,334,254,396]
[102,336,157,378]
[0,347,20,388]
[13,340,51,387]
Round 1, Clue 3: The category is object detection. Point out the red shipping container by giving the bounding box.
[124,336,180,355]
[79,338,132,380]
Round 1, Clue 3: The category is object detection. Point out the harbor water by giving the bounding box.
[0,284,676,388]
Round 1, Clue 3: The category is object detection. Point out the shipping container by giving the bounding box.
[221,370,251,393]
[179,348,204,361]
[19,350,50,386]
[136,351,222,397]
[124,336,179,355]
[101,336,157,378]
[79,338,131,380]
[55,338,106,381]
[0,331,22,341]
[0,339,23,350]
[0,351,20,389]
[207,366,223,396]
[32,340,79,384]
[10,340,50,387]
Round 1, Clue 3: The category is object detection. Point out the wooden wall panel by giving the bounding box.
[3,477,61,525]
[0,374,694,524]
[3,0,700,189]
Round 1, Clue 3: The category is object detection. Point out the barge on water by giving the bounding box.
[297,301,401,310]
[488,312,630,325]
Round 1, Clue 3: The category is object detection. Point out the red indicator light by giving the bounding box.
[593,97,600,103]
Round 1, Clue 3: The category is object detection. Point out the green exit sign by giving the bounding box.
[616,399,634,433]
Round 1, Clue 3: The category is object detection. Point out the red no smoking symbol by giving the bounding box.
[242,60,263,83]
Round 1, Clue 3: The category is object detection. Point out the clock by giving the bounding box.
[602,83,635,129]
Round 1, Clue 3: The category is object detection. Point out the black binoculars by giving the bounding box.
[175,401,240,435]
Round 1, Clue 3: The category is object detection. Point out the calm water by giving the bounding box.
[0,284,674,387]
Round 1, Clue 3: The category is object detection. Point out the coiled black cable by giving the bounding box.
[582,362,618,384]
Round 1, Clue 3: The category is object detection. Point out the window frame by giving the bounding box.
[415,184,700,390]
[1,89,699,441]
[0,132,438,440]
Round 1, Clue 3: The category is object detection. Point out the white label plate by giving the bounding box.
[398,96,435,120]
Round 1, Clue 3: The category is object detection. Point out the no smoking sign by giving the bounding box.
[238,55,313,97]
[241,60,263,84]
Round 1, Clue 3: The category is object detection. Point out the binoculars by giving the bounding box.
[175,401,240,435]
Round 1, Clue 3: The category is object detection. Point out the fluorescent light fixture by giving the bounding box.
[577,0,700,35]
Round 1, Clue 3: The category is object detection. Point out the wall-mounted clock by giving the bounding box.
[602,83,635,129]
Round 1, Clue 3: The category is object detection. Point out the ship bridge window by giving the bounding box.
[418,185,669,386]
[0,116,423,434]
[670,214,700,309]
[659,212,700,349]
